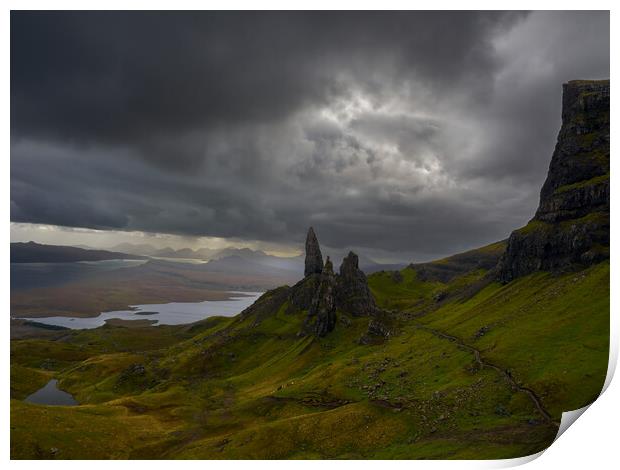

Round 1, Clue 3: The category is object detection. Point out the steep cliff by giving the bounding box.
[498,80,609,283]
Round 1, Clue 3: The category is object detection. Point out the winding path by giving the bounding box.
[413,322,560,428]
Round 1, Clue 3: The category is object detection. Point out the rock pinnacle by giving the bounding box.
[304,227,323,277]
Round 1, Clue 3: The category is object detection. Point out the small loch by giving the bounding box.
[24,379,78,406]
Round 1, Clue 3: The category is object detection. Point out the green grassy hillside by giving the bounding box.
[10,252,609,459]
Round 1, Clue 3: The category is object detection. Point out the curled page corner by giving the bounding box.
[554,303,618,443]
[492,450,545,468]
[555,405,591,442]
[489,338,617,469]
[488,405,598,469]
[544,340,617,449]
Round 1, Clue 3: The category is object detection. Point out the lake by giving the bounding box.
[24,379,78,406]
[16,291,263,329]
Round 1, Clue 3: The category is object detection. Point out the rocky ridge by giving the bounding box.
[497,80,610,283]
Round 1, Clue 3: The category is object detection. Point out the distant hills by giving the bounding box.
[110,243,218,260]
[112,243,406,274]
[10,241,405,307]
[11,240,406,276]
[10,242,145,263]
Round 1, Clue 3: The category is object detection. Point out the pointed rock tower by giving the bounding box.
[288,227,323,313]
[304,227,323,277]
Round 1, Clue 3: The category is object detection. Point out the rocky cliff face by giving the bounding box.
[287,274,320,314]
[498,80,609,283]
[303,257,337,337]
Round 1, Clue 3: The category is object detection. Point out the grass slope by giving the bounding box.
[10,255,608,459]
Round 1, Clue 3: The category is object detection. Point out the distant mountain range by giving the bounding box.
[109,243,218,260]
[108,243,405,274]
[11,240,406,276]
[10,242,145,263]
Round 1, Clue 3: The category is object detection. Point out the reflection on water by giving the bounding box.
[24,379,78,406]
[16,291,263,330]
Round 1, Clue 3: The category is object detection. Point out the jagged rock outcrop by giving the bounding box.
[241,228,387,341]
[336,252,377,316]
[304,227,323,277]
[498,80,610,283]
[302,257,337,337]
[292,228,379,337]
[288,227,324,314]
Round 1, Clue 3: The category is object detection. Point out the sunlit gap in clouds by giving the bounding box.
[9,222,302,258]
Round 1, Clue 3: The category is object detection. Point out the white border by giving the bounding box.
[3,2,616,468]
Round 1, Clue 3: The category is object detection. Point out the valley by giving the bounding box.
[10,257,609,458]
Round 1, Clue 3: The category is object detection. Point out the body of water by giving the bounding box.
[11,259,147,291]
[148,256,207,264]
[15,291,262,329]
[24,379,78,406]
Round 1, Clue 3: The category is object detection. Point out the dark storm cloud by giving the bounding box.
[10,11,609,261]
[11,11,521,164]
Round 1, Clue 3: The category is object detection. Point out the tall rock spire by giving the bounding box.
[304,227,323,277]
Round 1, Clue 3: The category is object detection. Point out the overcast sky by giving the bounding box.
[10,11,609,262]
